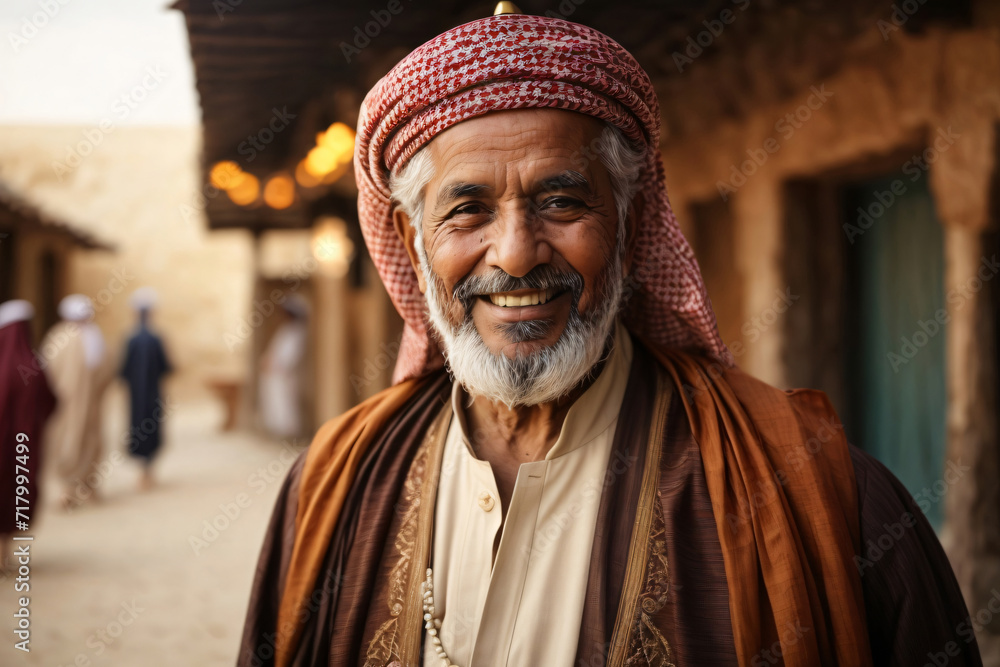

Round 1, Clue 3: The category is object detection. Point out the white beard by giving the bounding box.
[418,250,625,409]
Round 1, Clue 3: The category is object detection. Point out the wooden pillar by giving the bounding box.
[941,226,1000,649]
[932,117,1000,660]
[238,233,265,431]
[312,266,350,424]
[731,177,787,387]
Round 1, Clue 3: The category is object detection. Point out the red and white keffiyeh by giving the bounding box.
[354,13,732,383]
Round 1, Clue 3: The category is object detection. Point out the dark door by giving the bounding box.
[842,170,948,528]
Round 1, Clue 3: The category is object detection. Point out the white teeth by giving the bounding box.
[488,289,555,307]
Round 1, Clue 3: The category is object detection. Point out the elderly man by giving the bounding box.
[239,10,979,667]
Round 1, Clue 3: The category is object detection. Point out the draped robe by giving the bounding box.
[43,321,111,490]
[238,338,980,667]
[0,319,57,534]
[121,324,172,462]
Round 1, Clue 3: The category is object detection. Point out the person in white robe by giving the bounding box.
[258,296,308,438]
[43,295,112,508]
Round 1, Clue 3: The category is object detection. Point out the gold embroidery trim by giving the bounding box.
[607,367,674,667]
[364,402,452,667]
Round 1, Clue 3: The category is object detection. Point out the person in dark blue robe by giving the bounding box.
[120,288,172,490]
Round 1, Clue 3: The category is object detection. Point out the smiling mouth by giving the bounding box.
[482,288,561,307]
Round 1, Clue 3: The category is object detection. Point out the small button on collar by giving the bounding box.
[477,492,495,512]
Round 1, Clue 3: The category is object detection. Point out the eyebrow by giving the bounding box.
[538,170,592,194]
[435,170,593,207]
[437,182,491,207]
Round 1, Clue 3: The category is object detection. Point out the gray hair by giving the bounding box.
[388,122,645,246]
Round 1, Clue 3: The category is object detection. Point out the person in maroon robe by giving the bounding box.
[0,300,56,570]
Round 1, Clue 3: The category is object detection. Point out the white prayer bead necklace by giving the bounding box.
[422,567,458,667]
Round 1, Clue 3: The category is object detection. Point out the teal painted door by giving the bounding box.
[842,170,948,528]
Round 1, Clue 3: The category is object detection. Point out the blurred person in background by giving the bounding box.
[0,300,56,570]
[258,294,308,439]
[120,287,172,491]
[43,294,111,509]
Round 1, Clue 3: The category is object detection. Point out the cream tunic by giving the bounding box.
[424,321,633,667]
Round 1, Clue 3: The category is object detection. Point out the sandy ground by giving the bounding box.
[0,388,305,667]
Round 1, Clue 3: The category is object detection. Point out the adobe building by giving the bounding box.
[0,125,255,402]
[176,1,1000,658]
[0,182,112,342]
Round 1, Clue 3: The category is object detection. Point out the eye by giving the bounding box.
[542,197,582,209]
[450,202,491,217]
[538,197,589,219]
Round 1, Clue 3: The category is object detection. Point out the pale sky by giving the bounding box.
[0,0,199,125]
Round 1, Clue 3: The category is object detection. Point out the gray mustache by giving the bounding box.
[452,266,584,313]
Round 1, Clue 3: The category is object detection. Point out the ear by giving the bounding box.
[622,190,644,277]
[392,206,427,294]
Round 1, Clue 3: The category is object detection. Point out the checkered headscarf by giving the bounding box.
[355,13,732,383]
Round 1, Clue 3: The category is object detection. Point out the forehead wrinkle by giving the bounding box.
[434,157,594,202]
[426,124,608,212]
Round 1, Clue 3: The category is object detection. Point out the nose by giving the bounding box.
[486,206,552,278]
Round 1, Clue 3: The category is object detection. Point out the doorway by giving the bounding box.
[841,170,948,527]
[783,150,949,529]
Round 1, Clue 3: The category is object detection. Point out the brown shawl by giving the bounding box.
[252,342,871,667]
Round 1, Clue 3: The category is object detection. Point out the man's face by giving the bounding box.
[402,109,623,359]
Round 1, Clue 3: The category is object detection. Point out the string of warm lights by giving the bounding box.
[208,121,356,210]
